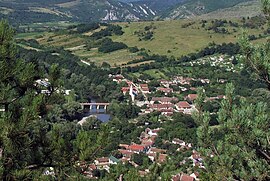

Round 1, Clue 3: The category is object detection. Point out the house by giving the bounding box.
[121,86,137,95]
[160,108,174,116]
[186,94,198,102]
[148,147,167,154]
[176,101,192,113]
[119,144,129,149]
[172,174,194,181]
[190,172,199,180]
[158,154,167,163]
[94,157,110,170]
[121,87,130,95]
[112,74,124,83]
[140,84,150,94]
[129,144,146,153]
[149,103,174,111]
[94,157,109,166]
[151,97,178,104]
[180,174,195,181]
[172,138,186,146]
[141,139,154,148]
[109,156,120,165]
[145,128,161,137]
[118,149,134,158]
[160,80,173,87]
[157,87,173,95]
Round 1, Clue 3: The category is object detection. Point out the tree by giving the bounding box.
[0,20,46,180]
[197,84,270,180]
[0,20,80,180]
[239,0,270,90]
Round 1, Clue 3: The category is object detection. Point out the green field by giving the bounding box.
[113,19,266,57]
[16,18,267,66]
[73,48,142,66]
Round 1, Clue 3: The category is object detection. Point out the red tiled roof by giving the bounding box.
[157,87,173,92]
[141,87,150,92]
[88,164,97,170]
[96,157,109,163]
[118,149,134,157]
[160,109,174,113]
[119,144,129,149]
[129,144,145,152]
[150,104,174,110]
[140,84,148,88]
[177,101,191,109]
[149,147,167,153]
[158,154,167,163]
[180,174,194,181]
[188,94,198,101]
[121,87,129,92]
[152,97,178,103]
[172,174,181,181]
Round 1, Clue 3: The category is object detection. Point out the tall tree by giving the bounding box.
[197,84,270,180]
[239,0,270,90]
[0,20,44,180]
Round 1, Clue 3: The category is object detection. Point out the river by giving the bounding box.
[79,99,111,124]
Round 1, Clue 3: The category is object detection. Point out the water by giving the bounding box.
[81,99,111,123]
[86,108,111,123]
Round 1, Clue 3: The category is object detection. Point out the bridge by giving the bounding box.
[80,103,110,111]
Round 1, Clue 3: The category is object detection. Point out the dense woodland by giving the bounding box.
[0,0,270,180]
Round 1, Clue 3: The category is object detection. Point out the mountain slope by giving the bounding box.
[199,0,262,19]
[0,0,158,23]
[161,0,256,19]
[133,0,186,12]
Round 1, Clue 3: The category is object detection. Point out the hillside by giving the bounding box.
[161,0,256,19]
[198,0,262,19]
[0,0,157,24]
[16,18,268,66]
[0,0,261,24]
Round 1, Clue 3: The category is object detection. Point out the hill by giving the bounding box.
[198,0,262,19]
[0,0,157,24]
[0,0,261,24]
[16,18,268,66]
[161,0,257,19]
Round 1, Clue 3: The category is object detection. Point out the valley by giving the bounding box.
[1,0,270,180]
[16,17,268,66]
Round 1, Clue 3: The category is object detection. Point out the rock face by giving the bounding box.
[0,0,156,23]
[0,0,257,23]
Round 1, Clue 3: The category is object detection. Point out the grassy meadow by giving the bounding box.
[113,19,266,57]
[16,18,267,66]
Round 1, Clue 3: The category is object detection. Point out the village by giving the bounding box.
[111,73,225,117]
[70,73,226,180]
[78,126,203,181]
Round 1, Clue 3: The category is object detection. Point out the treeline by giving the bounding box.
[68,22,101,34]
[90,24,124,39]
[98,38,128,53]
[18,46,123,102]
